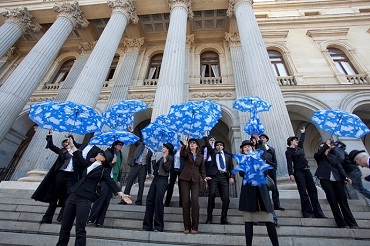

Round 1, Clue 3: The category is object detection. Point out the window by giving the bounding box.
[200,51,220,77]
[106,55,119,81]
[146,53,163,79]
[268,50,289,76]
[49,59,74,84]
[328,48,357,75]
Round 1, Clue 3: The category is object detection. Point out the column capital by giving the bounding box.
[225,32,240,47]
[3,47,18,60]
[107,0,139,24]
[168,0,193,19]
[1,7,41,33]
[78,41,97,54]
[186,34,194,48]
[227,0,253,17]
[123,37,145,51]
[53,1,89,29]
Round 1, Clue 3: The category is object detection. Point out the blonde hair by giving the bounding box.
[354,152,369,163]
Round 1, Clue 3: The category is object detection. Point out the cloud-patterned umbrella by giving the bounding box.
[89,129,139,146]
[311,109,370,138]
[141,123,180,152]
[29,100,102,135]
[244,112,265,135]
[167,99,222,139]
[233,96,272,113]
[102,99,147,130]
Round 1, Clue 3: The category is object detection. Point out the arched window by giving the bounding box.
[49,59,74,84]
[106,55,119,81]
[328,48,357,75]
[200,51,220,77]
[268,50,289,76]
[146,53,163,79]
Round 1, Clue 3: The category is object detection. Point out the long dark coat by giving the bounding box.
[31,135,81,205]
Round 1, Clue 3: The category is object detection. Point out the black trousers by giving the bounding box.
[320,179,357,227]
[180,179,201,231]
[206,172,230,223]
[42,171,74,223]
[267,169,281,209]
[124,164,147,203]
[56,193,92,246]
[294,169,325,218]
[165,168,182,206]
[143,176,168,231]
[88,181,113,225]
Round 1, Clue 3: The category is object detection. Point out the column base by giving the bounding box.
[17,170,47,182]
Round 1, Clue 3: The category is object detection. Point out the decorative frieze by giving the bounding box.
[1,7,41,33]
[108,0,139,24]
[53,1,89,29]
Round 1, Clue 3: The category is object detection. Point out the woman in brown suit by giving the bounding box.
[179,138,208,234]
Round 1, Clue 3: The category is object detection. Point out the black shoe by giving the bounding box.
[95,224,103,228]
[350,226,359,229]
[118,200,127,205]
[205,219,212,224]
[220,221,231,225]
[274,222,281,227]
[274,207,285,211]
[164,204,170,207]
[135,201,142,205]
[39,220,52,224]
[56,218,62,223]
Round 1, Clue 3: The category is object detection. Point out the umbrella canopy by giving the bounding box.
[29,100,57,127]
[88,129,139,146]
[310,109,370,139]
[103,99,147,130]
[29,100,102,135]
[243,112,265,136]
[232,150,272,186]
[233,96,272,113]
[167,99,222,139]
[141,123,180,152]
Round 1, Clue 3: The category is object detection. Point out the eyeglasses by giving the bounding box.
[189,141,197,144]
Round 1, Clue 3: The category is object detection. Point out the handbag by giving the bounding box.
[95,168,104,200]
[266,175,276,191]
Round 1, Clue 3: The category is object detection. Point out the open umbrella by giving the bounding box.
[141,123,180,152]
[310,109,370,138]
[88,129,139,146]
[167,99,222,139]
[29,100,57,127]
[244,112,265,136]
[103,99,147,130]
[233,96,272,113]
[29,100,102,135]
[232,150,272,186]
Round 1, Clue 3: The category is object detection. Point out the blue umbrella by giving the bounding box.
[29,100,102,135]
[29,100,57,127]
[167,100,222,139]
[103,99,147,130]
[311,109,370,138]
[141,123,180,152]
[233,96,272,113]
[232,150,272,186]
[243,112,265,135]
[88,129,139,146]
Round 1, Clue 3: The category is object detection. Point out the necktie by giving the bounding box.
[141,148,148,165]
[218,152,225,170]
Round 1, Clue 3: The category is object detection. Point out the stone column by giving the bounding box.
[0,1,88,144]
[151,0,193,121]
[0,7,41,58]
[183,34,194,102]
[13,43,94,181]
[228,0,293,176]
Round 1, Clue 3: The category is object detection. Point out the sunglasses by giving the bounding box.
[189,141,197,144]
[216,144,223,146]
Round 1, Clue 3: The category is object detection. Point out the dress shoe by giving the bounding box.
[183,230,190,234]
[274,207,285,211]
[118,200,127,205]
[39,220,51,224]
[95,224,103,228]
[154,228,163,232]
[274,222,281,227]
[220,221,231,225]
[190,230,198,234]
[350,226,359,229]
[205,219,212,224]
[135,201,142,205]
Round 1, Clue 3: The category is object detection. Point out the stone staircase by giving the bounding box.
[0,185,370,246]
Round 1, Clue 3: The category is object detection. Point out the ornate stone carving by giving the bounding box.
[227,0,253,17]
[107,0,139,24]
[186,34,194,48]
[224,32,240,46]
[78,41,96,53]
[129,94,155,100]
[191,92,233,99]
[168,0,193,19]
[1,7,41,33]
[53,1,89,29]
[123,37,145,51]
[4,47,18,60]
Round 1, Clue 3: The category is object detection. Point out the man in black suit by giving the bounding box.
[120,140,153,205]
[205,140,234,224]
[78,143,102,166]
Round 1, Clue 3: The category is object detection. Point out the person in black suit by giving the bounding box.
[56,138,130,246]
[121,140,153,205]
[32,130,81,224]
[78,143,102,165]
[314,140,358,228]
[205,140,234,225]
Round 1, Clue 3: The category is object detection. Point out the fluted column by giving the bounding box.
[183,34,194,102]
[151,0,193,121]
[0,7,41,58]
[228,0,293,176]
[0,1,88,144]
[13,43,94,181]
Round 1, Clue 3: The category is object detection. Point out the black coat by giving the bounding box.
[78,143,101,165]
[31,135,81,205]
[128,142,153,174]
[314,144,347,182]
[239,177,273,213]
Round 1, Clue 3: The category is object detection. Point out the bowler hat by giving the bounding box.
[208,136,216,141]
[259,133,269,141]
[348,149,366,164]
[188,138,200,146]
[240,140,254,149]
[113,140,124,146]
[215,140,224,147]
[163,142,175,155]
[287,136,298,146]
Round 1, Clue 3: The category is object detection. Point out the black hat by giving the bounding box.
[348,150,366,164]
[163,142,175,155]
[259,133,269,141]
[113,140,124,146]
[188,138,200,146]
[208,136,216,141]
[61,139,68,146]
[214,140,224,147]
[287,136,298,146]
[240,140,254,149]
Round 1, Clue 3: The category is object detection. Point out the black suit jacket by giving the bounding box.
[314,144,347,182]
[78,143,101,165]
[128,142,153,174]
